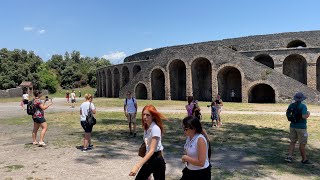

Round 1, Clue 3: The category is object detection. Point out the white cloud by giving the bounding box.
[38,29,46,34]
[24,26,34,31]
[141,48,153,52]
[102,51,126,64]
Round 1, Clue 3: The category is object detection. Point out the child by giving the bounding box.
[209,101,218,127]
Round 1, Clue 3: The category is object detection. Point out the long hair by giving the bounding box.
[33,90,42,98]
[187,96,194,105]
[141,105,166,133]
[182,116,203,133]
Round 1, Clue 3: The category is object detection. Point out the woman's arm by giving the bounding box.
[39,101,53,110]
[129,137,159,176]
[182,137,207,167]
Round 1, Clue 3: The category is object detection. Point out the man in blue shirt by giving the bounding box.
[285,92,311,164]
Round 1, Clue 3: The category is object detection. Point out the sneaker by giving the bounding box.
[38,142,46,147]
[82,148,88,152]
[88,144,94,149]
[129,132,133,137]
[285,156,293,163]
[133,133,137,137]
[301,159,312,164]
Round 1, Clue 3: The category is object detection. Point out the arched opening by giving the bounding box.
[107,69,112,97]
[113,68,120,98]
[122,66,130,88]
[254,54,274,69]
[283,54,307,85]
[287,40,307,48]
[169,59,186,100]
[102,71,106,97]
[248,84,275,103]
[217,66,242,102]
[133,65,141,77]
[191,58,212,101]
[151,69,165,100]
[135,83,148,99]
[317,57,320,91]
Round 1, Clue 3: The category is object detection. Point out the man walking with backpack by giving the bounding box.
[124,91,138,137]
[285,92,311,164]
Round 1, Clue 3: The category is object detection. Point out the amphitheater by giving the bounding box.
[96,30,320,104]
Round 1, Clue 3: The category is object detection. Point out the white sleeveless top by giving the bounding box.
[184,134,210,170]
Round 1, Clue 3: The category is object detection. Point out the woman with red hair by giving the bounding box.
[129,104,166,180]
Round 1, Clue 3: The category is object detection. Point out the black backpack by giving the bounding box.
[286,103,302,123]
[125,97,135,105]
[26,99,36,115]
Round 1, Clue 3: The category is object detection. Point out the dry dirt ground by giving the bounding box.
[0,99,317,180]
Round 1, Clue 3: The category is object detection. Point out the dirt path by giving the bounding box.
[0,99,316,180]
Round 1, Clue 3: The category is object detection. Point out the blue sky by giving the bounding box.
[1,0,320,64]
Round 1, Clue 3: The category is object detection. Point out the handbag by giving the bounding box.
[138,142,146,157]
[86,102,96,126]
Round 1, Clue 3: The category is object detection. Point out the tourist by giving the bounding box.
[70,90,76,108]
[66,91,70,103]
[129,105,166,180]
[80,93,96,152]
[21,90,29,110]
[124,91,138,137]
[215,94,223,127]
[181,116,211,180]
[32,90,53,146]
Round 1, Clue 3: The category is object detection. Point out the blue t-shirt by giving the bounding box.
[288,102,308,129]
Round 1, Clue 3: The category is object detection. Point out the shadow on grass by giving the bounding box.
[70,117,320,179]
[206,122,320,179]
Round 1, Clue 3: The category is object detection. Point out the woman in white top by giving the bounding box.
[79,93,96,152]
[181,116,211,180]
[129,105,166,180]
[21,91,29,110]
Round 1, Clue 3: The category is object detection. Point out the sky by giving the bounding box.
[1,0,320,64]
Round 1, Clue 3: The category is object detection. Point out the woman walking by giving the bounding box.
[129,104,166,180]
[181,116,211,180]
[80,93,96,152]
[32,90,53,146]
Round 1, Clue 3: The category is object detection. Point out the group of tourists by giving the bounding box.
[25,89,312,179]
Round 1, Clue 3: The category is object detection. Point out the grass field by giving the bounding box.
[2,99,320,179]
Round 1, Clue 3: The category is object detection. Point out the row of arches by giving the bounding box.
[230,39,307,51]
[99,58,277,103]
[253,54,320,89]
[98,65,142,97]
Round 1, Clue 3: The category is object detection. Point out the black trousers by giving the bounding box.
[180,165,211,180]
[135,151,166,180]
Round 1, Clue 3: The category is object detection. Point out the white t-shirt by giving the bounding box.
[184,134,210,170]
[80,101,96,121]
[71,92,76,100]
[22,94,29,100]
[124,98,137,113]
[144,121,163,153]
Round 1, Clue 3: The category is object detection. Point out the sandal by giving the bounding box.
[32,142,39,145]
[301,159,312,164]
[39,142,46,146]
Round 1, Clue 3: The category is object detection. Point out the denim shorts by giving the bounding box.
[81,121,93,133]
[33,118,46,124]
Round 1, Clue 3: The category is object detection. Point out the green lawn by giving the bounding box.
[3,100,320,179]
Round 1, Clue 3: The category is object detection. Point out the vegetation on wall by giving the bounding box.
[0,48,111,93]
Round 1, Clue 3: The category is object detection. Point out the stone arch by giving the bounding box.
[254,54,274,69]
[317,56,320,91]
[191,58,212,101]
[151,68,165,100]
[133,65,141,77]
[287,40,307,48]
[107,69,112,97]
[122,66,130,88]
[113,68,120,98]
[248,83,275,103]
[135,83,148,99]
[283,54,307,85]
[102,70,106,97]
[169,59,186,100]
[217,66,242,102]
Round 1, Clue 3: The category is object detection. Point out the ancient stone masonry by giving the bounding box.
[97,31,320,104]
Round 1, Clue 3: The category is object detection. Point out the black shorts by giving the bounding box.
[33,118,46,124]
[81,121,93,133]
[181,165,211,180]
[23,99,28,104]
[71,99,76,103]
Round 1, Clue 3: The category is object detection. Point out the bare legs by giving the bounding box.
[288,142,307,161]
[83,132,91,148]
[32,122,48,143]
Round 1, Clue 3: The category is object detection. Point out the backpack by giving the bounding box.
[286,103,302,123]
[86,102,96,126]
[125,97,135,105]
[26,99,35,115]
[193,103,202,120]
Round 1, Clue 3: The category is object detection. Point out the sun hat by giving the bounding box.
[293,92,307,102]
